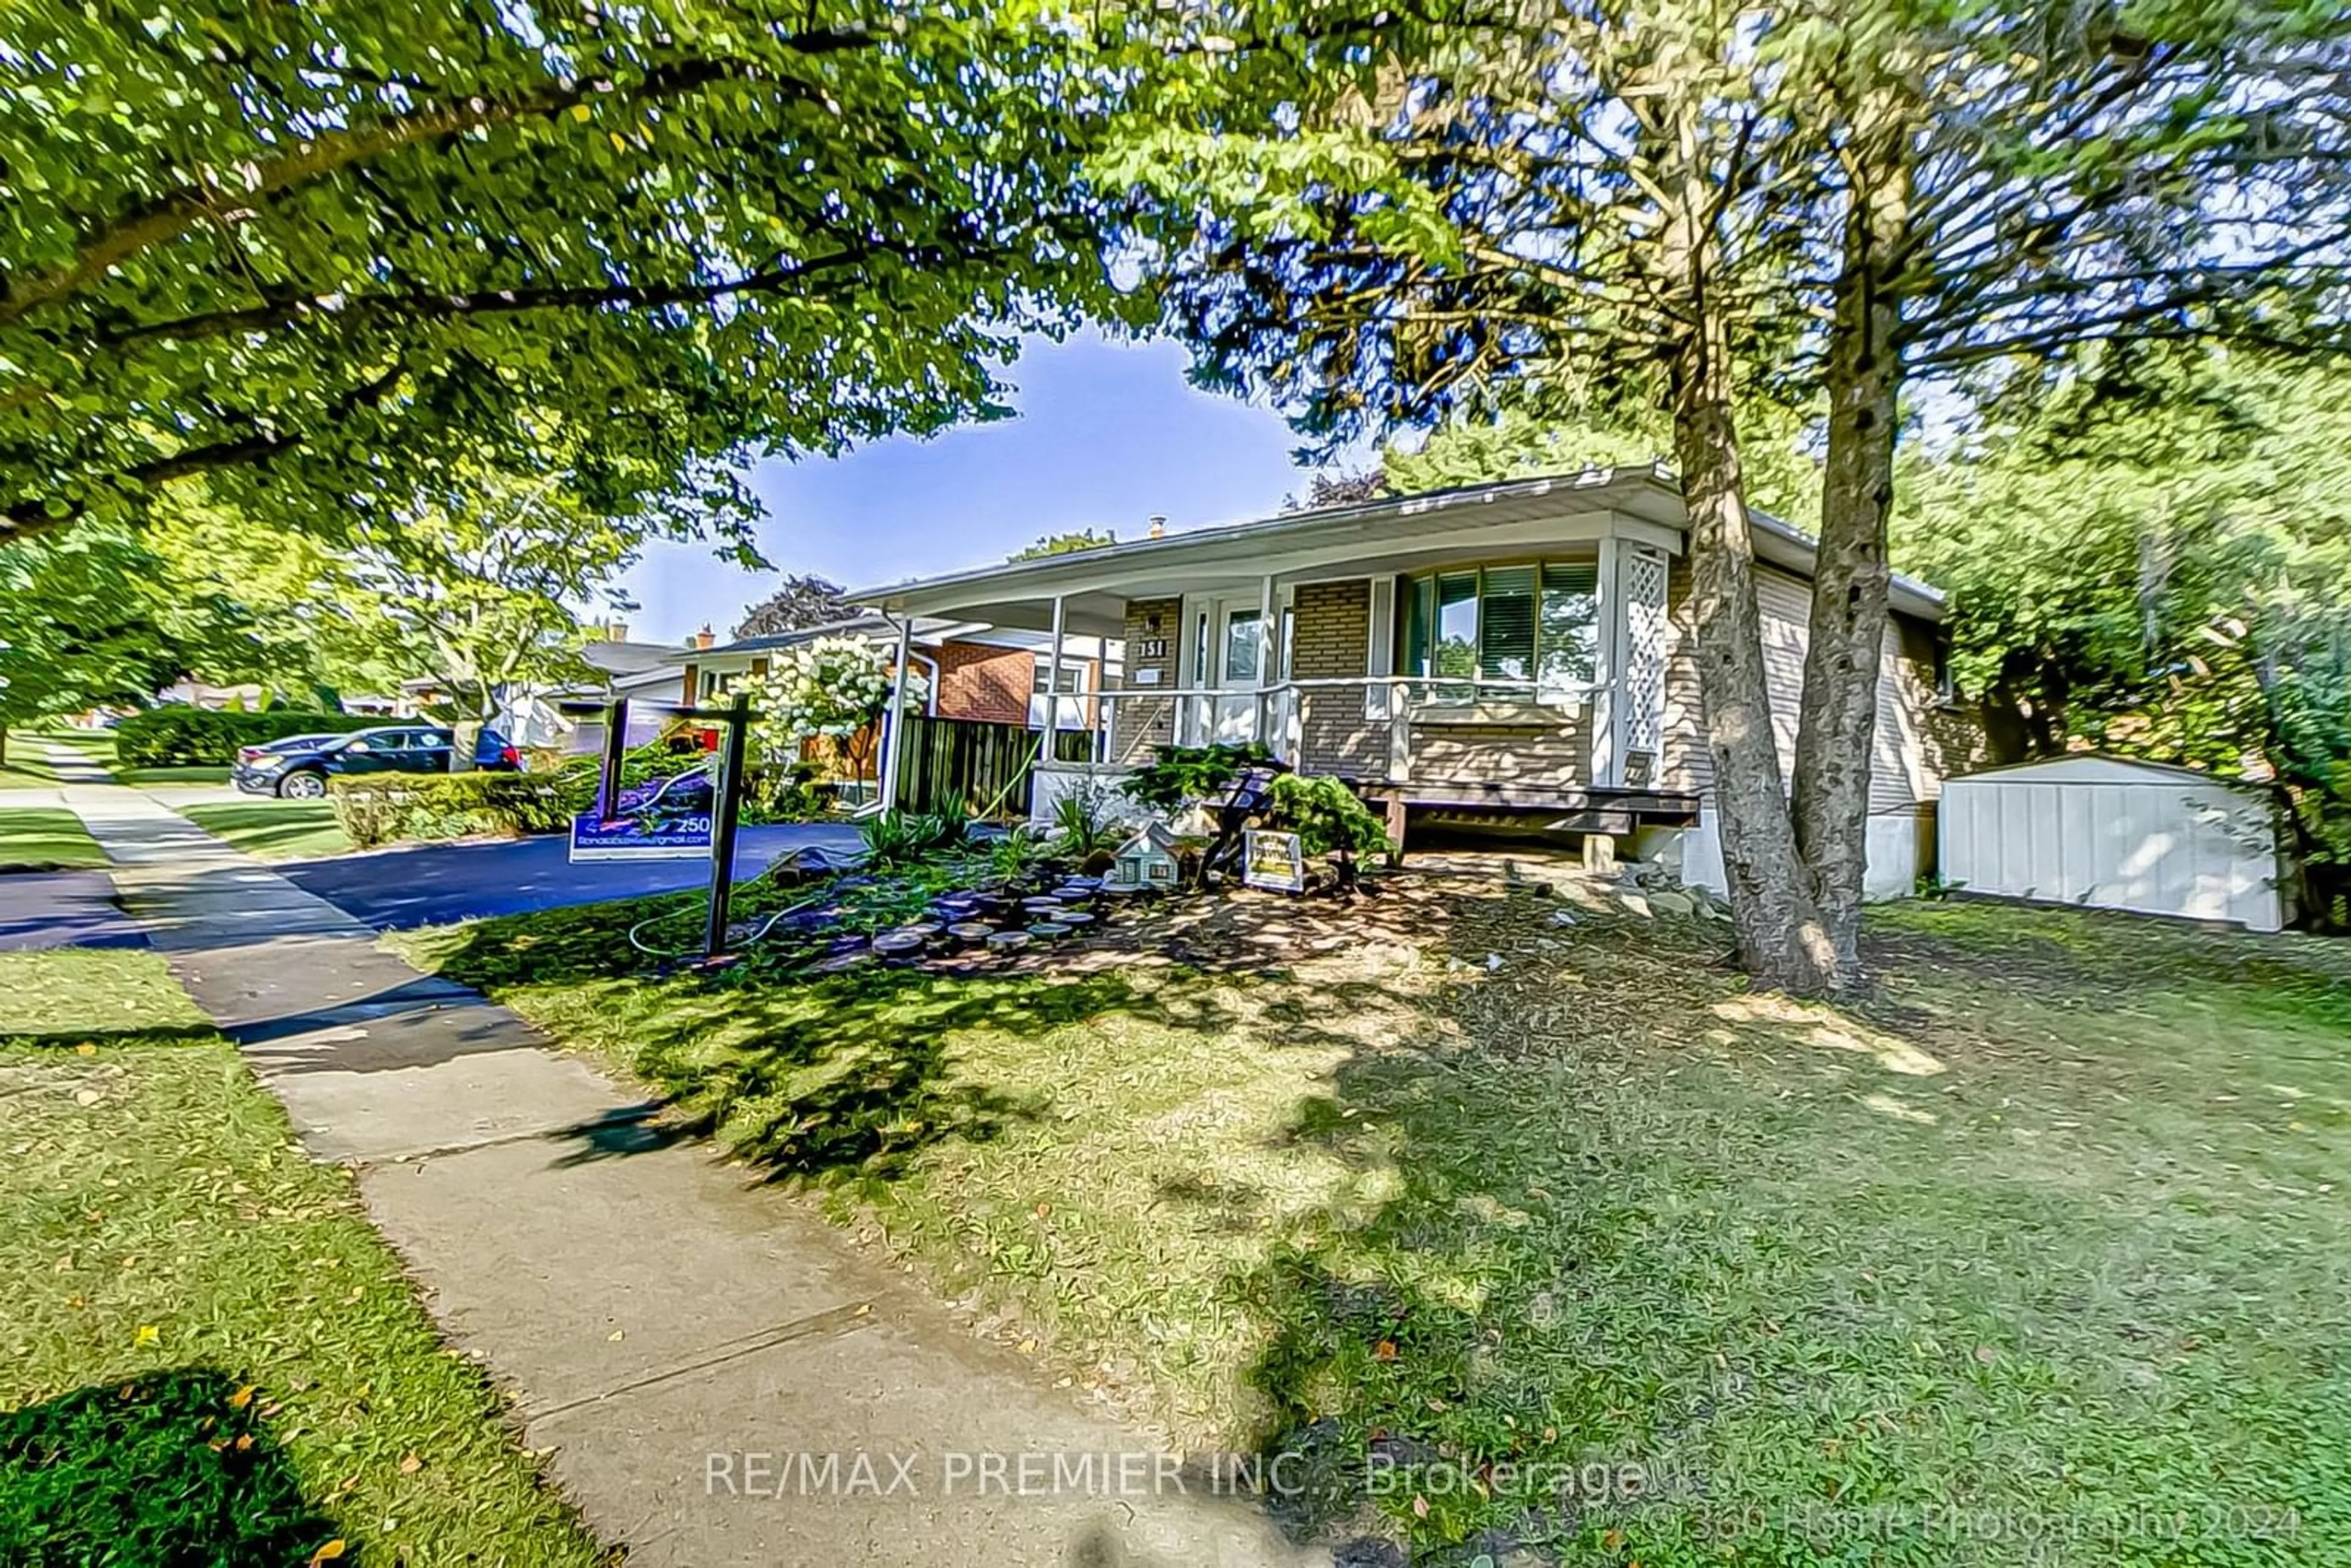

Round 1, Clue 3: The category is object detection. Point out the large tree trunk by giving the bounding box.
[1672,320,1839,994]
[1792,121,1912,985]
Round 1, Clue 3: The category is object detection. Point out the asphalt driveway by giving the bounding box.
[277,823,864,930]
[0,870,147,951]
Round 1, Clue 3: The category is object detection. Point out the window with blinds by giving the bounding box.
[1400,561,1600,703]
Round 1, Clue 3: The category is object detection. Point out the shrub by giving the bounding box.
[1265,774,1390,893]
[115,708,373,768]
[743,762,831,825]
[329,773,574,849]
[857,808,971,869]
[1125,741,1272,811]
[1050,779,1128,860]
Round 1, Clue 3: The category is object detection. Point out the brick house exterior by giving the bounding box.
[934,640,1034,726]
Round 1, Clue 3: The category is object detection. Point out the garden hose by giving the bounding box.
[621,845,847,960]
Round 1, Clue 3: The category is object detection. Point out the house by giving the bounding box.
[852,465,1978,900]
[669,614,1120,736]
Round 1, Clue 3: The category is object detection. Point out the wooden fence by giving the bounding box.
[896,716,1093,817]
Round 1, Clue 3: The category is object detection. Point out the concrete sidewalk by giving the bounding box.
[54,748,1327,1568]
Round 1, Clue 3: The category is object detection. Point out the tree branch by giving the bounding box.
[1,359,406,542]
[96,238,962,348]
[0,26,890,327]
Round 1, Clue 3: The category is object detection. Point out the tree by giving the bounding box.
[1281,467,1387,512]
[1899,342,2351,926]
[734,577,853,640]
[1777,3,2351,981]
[1384,399,1824,525]
[0,522,281,763]
[310,463,656,762]
[0,1,1134,554]
[1010,528,1117,561]
[1111,0,2350,991]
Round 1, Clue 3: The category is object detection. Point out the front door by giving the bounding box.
[1210,604,1264,745]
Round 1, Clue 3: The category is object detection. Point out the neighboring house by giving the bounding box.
[854,465,1979,899]
[672,614,1120,735]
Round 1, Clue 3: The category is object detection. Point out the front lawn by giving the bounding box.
[179,800,353,861]
[47,726,233,788]
[0,948,607,1567]
[398,884,2351,1565]
[0,806,107,871]
[0,747,64,788]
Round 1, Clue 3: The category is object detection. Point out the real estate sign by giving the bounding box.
[569,763,715,863]
[1242,829,1305,894]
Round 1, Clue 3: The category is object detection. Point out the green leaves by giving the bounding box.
[1,1,1134,549]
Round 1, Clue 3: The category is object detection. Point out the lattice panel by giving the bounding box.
[1621,549,1669,756]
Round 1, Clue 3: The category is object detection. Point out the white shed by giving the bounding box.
[1939,756,2284,932]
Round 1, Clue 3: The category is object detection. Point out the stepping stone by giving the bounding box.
[947,921,994,943]
[985,929,1032,951]
[1057,911,1095,929]
[1020,898,1065,915]
[811,951,877,974]
[872,932,925,958]
[1029,921,1071,940]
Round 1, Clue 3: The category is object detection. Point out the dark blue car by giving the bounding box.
[231,725,519,798]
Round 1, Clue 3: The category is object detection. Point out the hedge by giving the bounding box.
[116,708,375,768]
[329,773,574,849]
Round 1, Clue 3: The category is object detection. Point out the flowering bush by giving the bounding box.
[746,635,924,782]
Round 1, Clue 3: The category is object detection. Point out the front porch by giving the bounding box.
[860,468,1708,839]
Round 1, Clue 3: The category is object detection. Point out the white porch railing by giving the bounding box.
[1077,673,1607,781]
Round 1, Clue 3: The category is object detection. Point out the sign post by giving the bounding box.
[702,691,754,962]
[597,697,629,829]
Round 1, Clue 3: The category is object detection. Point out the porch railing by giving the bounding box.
[1069,673,1606,784]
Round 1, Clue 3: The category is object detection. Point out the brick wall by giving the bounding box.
[1291,579,1384,777]
[935,640,1034,726]
[1111,597,1182,763]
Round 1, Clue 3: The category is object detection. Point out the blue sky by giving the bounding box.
[613,328,1351,643]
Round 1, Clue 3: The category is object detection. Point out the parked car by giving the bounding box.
[232,726,519,798]
[233,733,347,767]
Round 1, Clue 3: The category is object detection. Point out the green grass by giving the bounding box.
[0,806,107,871]
[397,890,2351,1565]
[0,748,64,789]
[0,948,609,1567]
[38,727,232,788]
[124,763,235,787]
[178,801,353,861]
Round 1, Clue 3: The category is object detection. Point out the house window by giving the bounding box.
[1401,562,1599,702]
[1030,658,1089,729]
[1224,609,1262,684]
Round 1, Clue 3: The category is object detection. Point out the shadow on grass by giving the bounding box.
[0,1367,347,1567]
[425,893,1390,1187]
[1,1024,212,1049]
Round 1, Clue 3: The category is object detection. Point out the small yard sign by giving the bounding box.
[1242,829,1305,893]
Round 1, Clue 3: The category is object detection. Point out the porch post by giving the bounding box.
[1256,574,1276,755]
[1045,593,1068,745]
[880,615,914,812]
[1591,537,1621,787]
